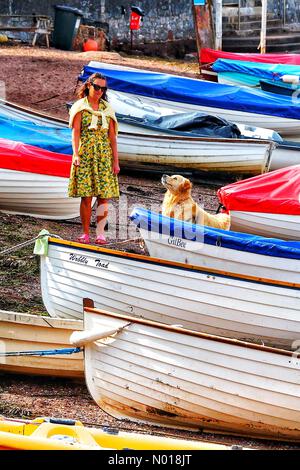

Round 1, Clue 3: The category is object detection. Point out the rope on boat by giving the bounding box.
[31,86,76,105]
[0,233,62,256]
[0,234,144,257]
[0,347,82,357]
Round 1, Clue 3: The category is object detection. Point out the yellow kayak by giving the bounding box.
[0,416,233,450]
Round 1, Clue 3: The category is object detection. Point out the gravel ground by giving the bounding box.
[0,44,299,451]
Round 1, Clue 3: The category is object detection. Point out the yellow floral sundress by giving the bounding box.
[68,100,119,199]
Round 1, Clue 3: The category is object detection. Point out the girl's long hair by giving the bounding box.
[76,72,108,101]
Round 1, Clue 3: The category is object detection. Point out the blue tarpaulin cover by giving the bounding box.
[79,64,300,120]
[130,207,300,260]
[0,117,72,154]
[212,58,300,82]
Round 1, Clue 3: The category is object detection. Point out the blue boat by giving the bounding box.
[78,62,300,137]
[129,206,300,284]
[130,207,300,260]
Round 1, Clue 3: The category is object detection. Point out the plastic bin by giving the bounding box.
[53,5,83,50]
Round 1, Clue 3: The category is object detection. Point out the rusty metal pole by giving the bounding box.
[192,0,214,73]
[260,0,268,53]
[215,0,222,50]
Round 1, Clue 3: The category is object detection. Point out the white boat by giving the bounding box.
[0,94,282,143]
[269,141,300,171]
[3,95,300,174]
[72,301,300,441]
[0,309,83,377]
[116,129,274,174]
[130,207,300,284]
[218,165,300,240]
[108,90,300,172]
[115,92,300,138]
[227,211,300,240]
[39,237,300,349]
[0,168,80,220]
[0,98,276,175]
[82,61,300,137]
[0,137,80,220]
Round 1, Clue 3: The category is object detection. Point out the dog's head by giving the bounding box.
[161,174,192,196]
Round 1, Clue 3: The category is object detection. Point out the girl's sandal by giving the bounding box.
[95,234,107,245]
[77,234,90,244]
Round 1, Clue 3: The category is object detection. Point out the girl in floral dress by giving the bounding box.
[68,72,120,244]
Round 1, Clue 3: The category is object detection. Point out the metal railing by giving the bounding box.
[222,0,241,30]
[223,0,290,30]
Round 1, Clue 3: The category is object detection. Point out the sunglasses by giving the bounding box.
[91,83,107,92]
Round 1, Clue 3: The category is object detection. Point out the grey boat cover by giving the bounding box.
[144,112,242,138]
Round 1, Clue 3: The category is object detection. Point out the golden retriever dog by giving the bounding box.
[161,174,231,230]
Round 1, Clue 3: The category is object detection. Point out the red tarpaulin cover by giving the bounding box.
[0,138,72,178]
[218,165,300,215]
[200,48,300,66]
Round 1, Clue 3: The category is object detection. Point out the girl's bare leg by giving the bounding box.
[80,196,93,234]
[96,198,108,237]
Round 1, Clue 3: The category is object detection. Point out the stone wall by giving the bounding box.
[0,1,299,53]
[103,0,194,43]
[103,0,196,56]
[1,0,300,31]
[0,0,197,57]
[284,0,300,25]
[0,0,195,42]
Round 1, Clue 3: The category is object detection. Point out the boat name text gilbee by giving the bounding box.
[167,237,187,249]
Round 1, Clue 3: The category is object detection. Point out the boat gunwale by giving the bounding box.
[83,301,298,358]
[0,309,83,328]
[48,237,300,290]
[0,99,68,125]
